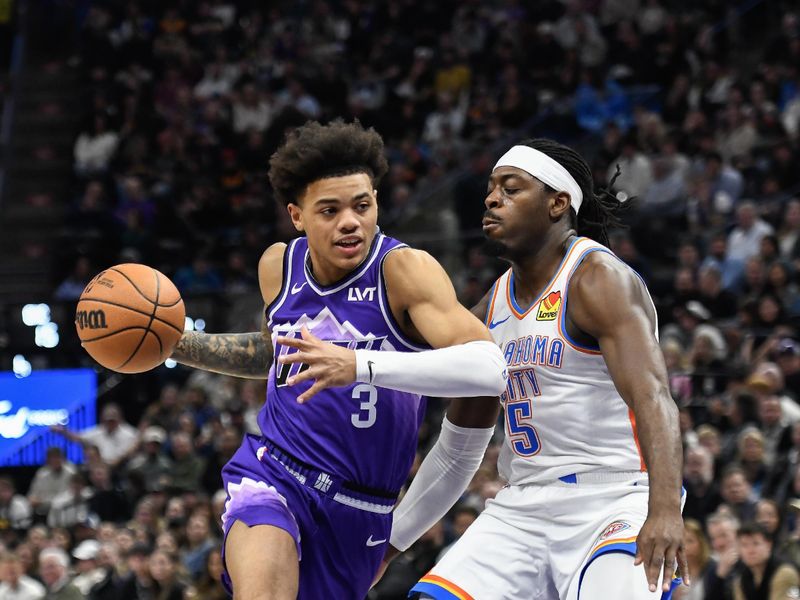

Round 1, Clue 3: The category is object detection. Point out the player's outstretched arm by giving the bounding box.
[278,248,507,401]
[170,244,285,379]
[375,294,502,582]
[568,253,686,594]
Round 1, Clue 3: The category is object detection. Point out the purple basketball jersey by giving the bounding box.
[260,232,427,494]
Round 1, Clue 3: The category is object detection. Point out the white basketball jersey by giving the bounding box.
[487,236,655,485]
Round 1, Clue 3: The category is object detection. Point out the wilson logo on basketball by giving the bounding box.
[536,291,561,321]
[75,310,109,330]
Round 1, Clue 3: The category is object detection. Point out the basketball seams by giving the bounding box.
[77,297,184,334]
[80,326,152,343]
[148,329,164,357]
[109,266,181,307]
[116,268,163,370]
[77,264,185,373]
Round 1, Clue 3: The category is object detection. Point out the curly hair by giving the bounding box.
[268,119,389,206]
[518,138,627,247]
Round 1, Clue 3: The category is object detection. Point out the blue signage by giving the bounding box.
[0,369,97,466]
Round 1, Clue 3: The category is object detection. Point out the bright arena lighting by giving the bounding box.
[35,323,59,348]
[194,318,206,332]
[12,355,32,378]
[164,358,177,369]
[184,316,194,331]
[21,303,51,326]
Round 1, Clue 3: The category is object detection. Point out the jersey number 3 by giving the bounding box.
[506,399,541,456]
[351,384,378,428]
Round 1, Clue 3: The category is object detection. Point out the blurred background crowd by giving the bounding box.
[2,0,800,598]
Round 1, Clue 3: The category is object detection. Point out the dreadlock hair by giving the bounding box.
[268,119,389,206]
[519,138,626,247]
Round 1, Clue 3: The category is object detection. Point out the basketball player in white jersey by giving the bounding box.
[375,139,687,599]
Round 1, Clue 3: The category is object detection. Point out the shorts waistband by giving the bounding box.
[557,471,647,485]
[257,437,397,514]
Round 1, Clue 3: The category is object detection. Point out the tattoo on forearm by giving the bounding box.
[171,331,273,378]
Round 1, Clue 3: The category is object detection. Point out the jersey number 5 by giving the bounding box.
[351,384,378,428]
[506,399,541,456]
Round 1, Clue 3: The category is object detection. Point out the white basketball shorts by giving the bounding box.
[411,472,683,600]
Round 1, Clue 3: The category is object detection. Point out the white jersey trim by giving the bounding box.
[304,233,386,296]
[376,245,429,352]
[266,239,298,327]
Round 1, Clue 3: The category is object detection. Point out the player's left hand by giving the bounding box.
[276,326,357,403]
[634,509,689,593]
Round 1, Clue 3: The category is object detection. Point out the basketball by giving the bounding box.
[75,264,185,373]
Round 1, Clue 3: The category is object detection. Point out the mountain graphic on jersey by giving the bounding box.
[536,291,561,321]
[272,306,391,387]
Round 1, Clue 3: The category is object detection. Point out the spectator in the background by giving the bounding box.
[117,543,153,600]
[168,432,205,494]
[665,267,701,319]
[70,539,105,595]
[27,447,77,520]
[88,542,126,600]
[702,231,746,292]
[115,176,156,230]
[717,104,759,163]
[745,362,800,425]
[200,426,240,494]
[754,499,783,544]
[662,338,692,406]
[127,426,173,496]
[778,200,800,260]
[741,257,767,299]
[231,83,273,135]
[173,256,224,295]
[193,58,238,100]
[756,394,790,467]
[641,154,686,213]
[54,256,94,301]
[148,549,186,600]
[38,547,82,600]
[184,543,226,600]
[732,522,799,600]
[74,114,119,177]
[181,512,216,581]
[764,262,800,317]
[0,477,32,534]
[683,445,723,525]
[682,519,715,600]
[141,383,182,432]
[727,202,774,264]
[736,428,769,496]
[52,404,139,468]
[721,465,758,523]
[47,473,94,529]
[607,135,652,198]
[87,463,130,523]
[706,510,742,600]
[689,324,729,404]
[704,151,744,208]
[0,550,45,600]
[698,264,739,320]
[774,338,800,399]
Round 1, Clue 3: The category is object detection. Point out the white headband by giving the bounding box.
[493,145,583,214]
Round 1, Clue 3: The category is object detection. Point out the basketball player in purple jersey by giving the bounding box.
[170,120,507,600]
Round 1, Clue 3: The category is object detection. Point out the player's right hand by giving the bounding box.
[276,326,357,403]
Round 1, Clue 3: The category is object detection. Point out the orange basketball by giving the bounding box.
[75,264,185,373]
